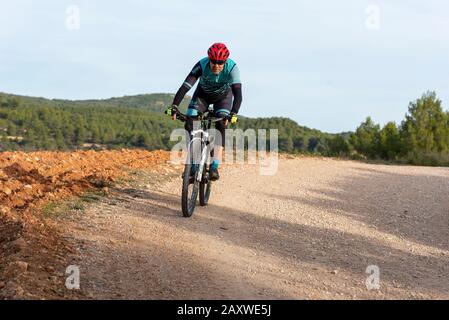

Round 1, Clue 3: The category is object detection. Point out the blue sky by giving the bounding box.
[1,0,448,133]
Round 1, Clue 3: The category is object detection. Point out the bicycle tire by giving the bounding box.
[199,167,212,206]
[181,162,200,217]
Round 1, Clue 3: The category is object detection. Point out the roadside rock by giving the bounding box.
[3,281,25,297]
[46,266,55,273]
[0,205,10,214]
[10,237,27,252]
[5,261,28,277]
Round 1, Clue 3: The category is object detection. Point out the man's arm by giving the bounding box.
[231,83,242,114]
[172,62,202,106]
[230,64,242,114]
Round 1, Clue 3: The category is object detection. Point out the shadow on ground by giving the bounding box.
[108,177,449,298]
[263,166,449,251]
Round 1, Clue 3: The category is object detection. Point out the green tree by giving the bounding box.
[74,126,87,146]
[350,117,380,158]
[378,122,402,160]
[55,130,67,150]
[292,136,306,151]
[7,123,17,136]
[400,91,448,153]
[326,135,351,156]
[279,137,294,153]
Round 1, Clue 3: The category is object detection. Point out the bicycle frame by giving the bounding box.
[188,125,213,183]
[172,106,229,183]
[170,106,234,217]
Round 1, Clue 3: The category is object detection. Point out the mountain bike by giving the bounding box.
[166,107,235,217]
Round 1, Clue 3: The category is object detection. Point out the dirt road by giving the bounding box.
[61,157,449,299]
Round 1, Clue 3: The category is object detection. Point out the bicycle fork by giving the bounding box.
[190,130,212,183]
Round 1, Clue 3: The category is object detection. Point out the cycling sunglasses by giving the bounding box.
[209,59,226,65]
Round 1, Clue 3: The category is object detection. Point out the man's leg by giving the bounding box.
[185,88,208,144]
[210,90,233,180]
[210,123,226,179]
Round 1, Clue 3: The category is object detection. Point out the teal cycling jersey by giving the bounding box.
[172,57,243,114]
[185,57,241,100]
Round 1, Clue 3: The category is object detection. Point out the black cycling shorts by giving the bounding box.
[184,86,231,147]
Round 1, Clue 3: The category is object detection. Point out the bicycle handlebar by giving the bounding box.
[165,107,236,123]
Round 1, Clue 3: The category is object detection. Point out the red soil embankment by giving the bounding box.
[0,149,171,299]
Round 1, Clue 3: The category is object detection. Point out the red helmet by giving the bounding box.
[207,43,230,61]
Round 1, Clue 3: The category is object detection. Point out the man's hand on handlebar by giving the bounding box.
[224,112,238,126]
[230,113,238,124]
[165,105,179,120]
[166,106,237,124]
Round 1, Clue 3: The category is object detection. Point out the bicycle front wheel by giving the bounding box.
[199,165,212,206]
[181,162,200,217]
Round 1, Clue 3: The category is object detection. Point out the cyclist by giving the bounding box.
[166,42,242,181]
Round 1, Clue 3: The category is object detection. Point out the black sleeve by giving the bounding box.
[231,83,242,114]
[172,62,202,106]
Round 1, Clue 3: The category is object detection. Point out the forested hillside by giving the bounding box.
[2,91,448,166]
[0,92,331,153]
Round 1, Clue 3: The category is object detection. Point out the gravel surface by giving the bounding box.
[61,157,449,299]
